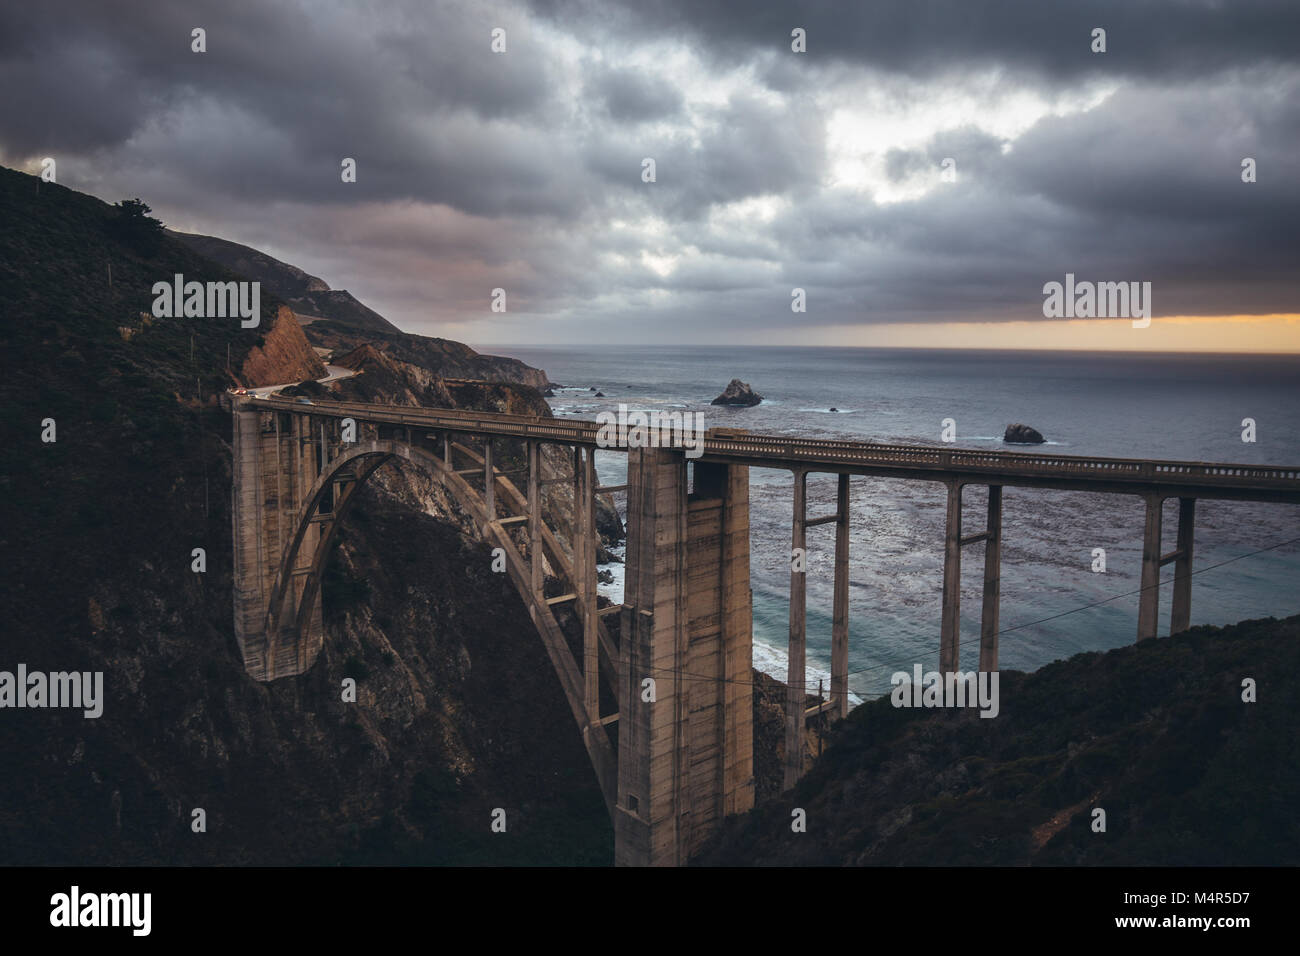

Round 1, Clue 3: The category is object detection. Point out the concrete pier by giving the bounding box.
[784,470,807,791]
[831,473,850,721]
[616,448,754,865]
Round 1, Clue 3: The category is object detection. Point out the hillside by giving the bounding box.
[0,165,611,865]
[166,229,549,389]
[695,614,1300,866]
[165,229,401,334]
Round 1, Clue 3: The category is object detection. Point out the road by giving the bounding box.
[246,363,356,398]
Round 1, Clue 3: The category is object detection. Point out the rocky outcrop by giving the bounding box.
[711,379,763,406]
[331,343,454,407]
[1004,423,1046,444]
[306,321,549,390]
[238,305,327,386]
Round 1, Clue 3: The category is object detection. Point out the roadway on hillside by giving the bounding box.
[247,363,356,398]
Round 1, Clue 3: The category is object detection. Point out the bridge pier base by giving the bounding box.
[616,447,754,866]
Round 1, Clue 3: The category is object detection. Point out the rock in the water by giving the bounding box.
[543,387,555,396]
[1004,423,1046,444]
[711,378,763,407]
[829,407,839,412]
[589,386,597,392]
[595,391,605,397]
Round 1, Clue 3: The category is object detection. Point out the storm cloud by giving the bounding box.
[1,0,1296,343]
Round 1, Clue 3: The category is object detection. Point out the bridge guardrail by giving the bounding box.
[245,396,1300,490]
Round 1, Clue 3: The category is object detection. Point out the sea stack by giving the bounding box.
[711,378,763,406]
[1004,423,1047,444]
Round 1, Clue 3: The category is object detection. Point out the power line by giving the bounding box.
[579,532,1300,696]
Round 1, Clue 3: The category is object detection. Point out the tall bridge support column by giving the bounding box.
[831,474,850,721]
[979,485,1003,672]
[1138,494,1164,641]
[784,470,808,791]
[940,481,963,673]
[1170,498,1196,635]
[616,448,754,866]
[231,404,324,681]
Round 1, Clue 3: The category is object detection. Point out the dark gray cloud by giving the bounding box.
[0,0,1296,342]
[587,64,685,121]
[534,0,1300,84]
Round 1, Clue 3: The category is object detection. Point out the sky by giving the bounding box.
[2,0,1298,351]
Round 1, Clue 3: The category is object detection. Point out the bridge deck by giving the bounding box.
[247,396,1300,503]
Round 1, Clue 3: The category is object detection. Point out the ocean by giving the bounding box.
[504,346,1300,702]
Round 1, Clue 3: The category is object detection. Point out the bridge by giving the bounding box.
[230,395,1300,865]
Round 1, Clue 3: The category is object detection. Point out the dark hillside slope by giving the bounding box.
[696,615,1300,866]
[166,229,401,334]
[0,167,609,865]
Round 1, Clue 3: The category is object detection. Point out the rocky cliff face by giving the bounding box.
[307,320,549,390]
[237,304,326,386]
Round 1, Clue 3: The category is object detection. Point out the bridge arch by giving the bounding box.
[255,433,619,813]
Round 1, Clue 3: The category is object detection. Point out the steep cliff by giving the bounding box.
[237,304,326,387]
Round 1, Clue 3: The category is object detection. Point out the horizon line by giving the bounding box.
[469,342,1300,356]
